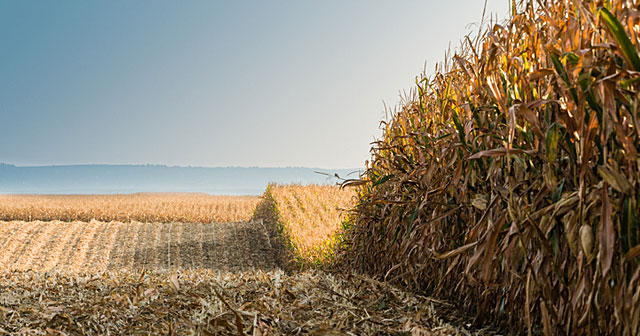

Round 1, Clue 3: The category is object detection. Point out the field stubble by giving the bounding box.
[0,269,487,335]
[0,220,278,273]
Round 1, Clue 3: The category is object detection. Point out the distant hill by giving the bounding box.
[0,163,360,195]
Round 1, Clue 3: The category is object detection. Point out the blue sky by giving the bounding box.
[1,1,509,169]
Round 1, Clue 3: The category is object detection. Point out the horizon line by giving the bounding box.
[0,162,362,171]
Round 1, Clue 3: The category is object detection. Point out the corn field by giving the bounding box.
[0,193,258,223]
[341,0,640,334]
[0,189,473,335]
[253,184,355,266]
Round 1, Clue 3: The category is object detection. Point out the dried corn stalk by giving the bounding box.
[342,1,640,334]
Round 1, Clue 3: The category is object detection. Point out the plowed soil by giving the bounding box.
[0,220,279,273]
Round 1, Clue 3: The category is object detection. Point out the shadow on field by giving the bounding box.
[106,220,283,272]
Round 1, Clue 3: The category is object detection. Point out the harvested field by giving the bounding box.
[0,219,491,335]
[0,269,488,335]
[0,220,278,273]
[0,188,493,334]
[0,193,259,223]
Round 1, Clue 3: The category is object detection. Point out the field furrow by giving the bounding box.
[106,221,129,270]
[40,221,84,271]
[88,221,119,271]
[68,221,101,272]
[201,222,217,269]
[134,222,153,269]
[10,222,47,269]
[0,221,38,269]
[168,222,183,269]
[217,223,231,268]
[195,222,206,269]
[245,220,276,269]
[31,221,65,270]
[151,223,165,269]
[82,221,110,270]
[0,220,280,273]
[14,222,57,271]
[61,222,90,271]
[180,222,204,269]
[0,221,20,247]
[67,222,97,271]
[161,223,172,269]
[123,222,143,270]
[166,222,173,268]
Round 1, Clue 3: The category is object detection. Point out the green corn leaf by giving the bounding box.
[372,174,394,187]
[563,52,580,65]
[550,51,570,86]
[451,112,467,146]
[599,7,640,71]
[392,224,402,245]
[549,51,579,102]
[622,196,639,251]
[621,76,640,88]
[406,207,419,238]
[434,133,453,141]
[552,178,565,203]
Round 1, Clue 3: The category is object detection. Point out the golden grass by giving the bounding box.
[0,193,258,223]
[253,184,355,266]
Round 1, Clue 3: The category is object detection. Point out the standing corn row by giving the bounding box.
[342,1,640,334]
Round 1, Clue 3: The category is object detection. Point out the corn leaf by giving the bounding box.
[545,122,565,163]
[599,7,640,71]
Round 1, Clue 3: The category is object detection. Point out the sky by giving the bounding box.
[1,1,510,169]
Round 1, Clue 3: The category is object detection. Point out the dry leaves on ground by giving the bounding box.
[0,269,494,335]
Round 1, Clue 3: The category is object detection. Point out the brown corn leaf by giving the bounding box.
[599,187,615,277]
[540,302,552,336]
[471,195,488,210]
[434,242,478,260]
[169,275,180,292]
[597,166,632,194]
[624,244,640,262]
[580,225,594,257]
[527,68,555,80]
[468,147,536,159]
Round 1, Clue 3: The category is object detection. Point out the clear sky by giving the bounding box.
[1,1,509,169]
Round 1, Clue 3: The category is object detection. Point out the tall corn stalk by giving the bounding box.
[341,0,640,334]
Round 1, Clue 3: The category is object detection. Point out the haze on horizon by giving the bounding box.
[1,1,509,169]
